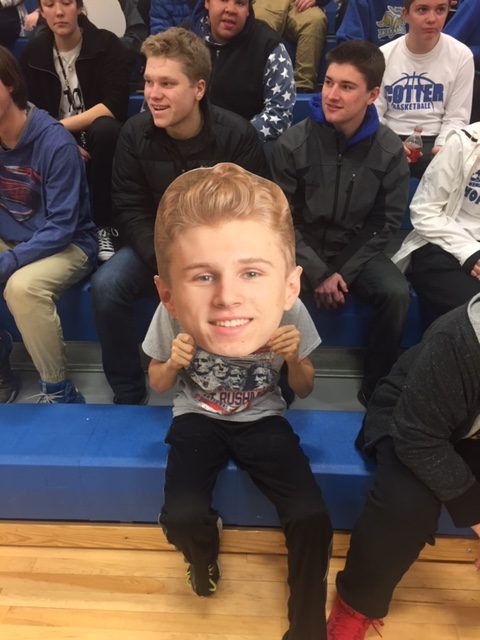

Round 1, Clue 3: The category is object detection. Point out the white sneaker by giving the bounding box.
[97,227,118,262]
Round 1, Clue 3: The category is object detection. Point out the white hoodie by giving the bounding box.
[393,122,480,272]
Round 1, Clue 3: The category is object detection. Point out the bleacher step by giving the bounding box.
[0,404,468,537]
[10,342,365,378]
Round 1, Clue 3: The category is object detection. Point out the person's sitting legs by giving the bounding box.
[329,437,441,636]
[409,243,480,325]
[0,6,21,51]
[91,246,156,404]
[3,245,92,403]
[253,0,290,33]
[85,116,123,262]
[350,253,410,402]
[0,327,18,404]
[285,2,327,92]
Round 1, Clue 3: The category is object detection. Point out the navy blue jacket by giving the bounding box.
[150,0,195,34]
[337,0,405,47]
[444,0,480,67]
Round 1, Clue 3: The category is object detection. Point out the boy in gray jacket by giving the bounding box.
[270,40,410,403]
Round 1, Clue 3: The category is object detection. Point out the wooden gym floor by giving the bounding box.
[0,523,478,639]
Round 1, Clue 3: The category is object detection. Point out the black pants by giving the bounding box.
[349,253,410,398]
[0,7,21,51]
[160,413,333,640]
[84,116,122,228]
[409,243,480,326]
[336,436,480,619]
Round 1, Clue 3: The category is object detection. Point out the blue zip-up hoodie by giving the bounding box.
[337,0,405,47]
[444,0,480,66]
[308,94,380,149]
[0,106,96,282]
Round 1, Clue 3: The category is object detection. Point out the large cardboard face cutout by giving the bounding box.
[156,218,301,357]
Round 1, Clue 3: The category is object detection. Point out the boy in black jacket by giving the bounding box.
[91,27,267,405]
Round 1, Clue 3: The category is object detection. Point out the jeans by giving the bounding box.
[160,413,333,640]
[90,246,156,403]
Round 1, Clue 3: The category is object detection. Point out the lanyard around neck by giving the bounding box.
[54,40,84,115]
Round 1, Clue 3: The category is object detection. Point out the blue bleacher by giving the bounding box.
[303,290,422,349]
[0,403,467,536]
[128,93,318,123]
[0,276,423,348]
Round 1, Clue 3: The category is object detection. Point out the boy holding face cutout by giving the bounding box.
[142,162,333,640]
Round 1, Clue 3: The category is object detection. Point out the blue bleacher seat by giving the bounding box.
[128,90,313,123]
[0,282,423,348]
[128,93,144,118]
[0,404,467,536]
[292,92,313,123]
[302,289,423,349]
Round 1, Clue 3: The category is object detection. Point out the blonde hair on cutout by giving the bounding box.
[155,163,296,283]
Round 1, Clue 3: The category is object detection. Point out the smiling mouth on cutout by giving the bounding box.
[210,318,252,328]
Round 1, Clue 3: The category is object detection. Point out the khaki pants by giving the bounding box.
[254,0,327,90]
[0,240,92,383]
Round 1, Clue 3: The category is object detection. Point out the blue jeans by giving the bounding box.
[90,246,156,403]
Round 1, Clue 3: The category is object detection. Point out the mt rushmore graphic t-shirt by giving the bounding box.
[142,299,320,422]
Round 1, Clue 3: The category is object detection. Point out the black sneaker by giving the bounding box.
[186,561,220,597]
[0,330,19,404]
[97,227,118,262]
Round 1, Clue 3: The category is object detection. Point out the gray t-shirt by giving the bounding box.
[142,298,321,422]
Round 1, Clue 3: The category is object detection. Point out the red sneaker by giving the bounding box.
[327,594,384,639]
